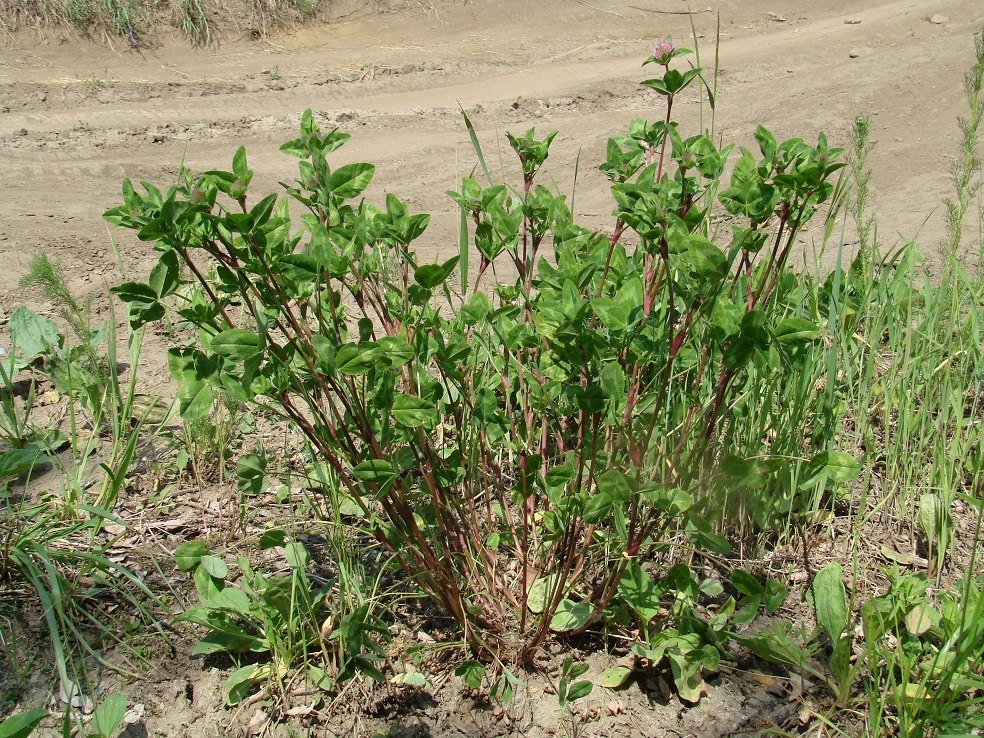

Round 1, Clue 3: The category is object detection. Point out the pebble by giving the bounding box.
[123,704,145,725]
[844,18,862,24]
[849,46,873,58]
[247,709,269,736]
[929,14,949,24]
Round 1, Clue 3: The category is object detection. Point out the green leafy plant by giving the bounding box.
[605,562,784,702]
[1,306,64,450]
[731,561,860,707]
[105,39,846,672]
[173,534,387,704]
[173,0,211,47]
[0,446,162,715]
[86,694,126,738]
[0,708,47,738]
[17,255,150,452]
[556,657,593,738]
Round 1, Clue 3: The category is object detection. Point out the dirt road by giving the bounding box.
[1,0,982,314]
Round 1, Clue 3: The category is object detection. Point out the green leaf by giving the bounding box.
[592,297,628,332]
[618,561,662,623]
[904,603,937,636]
[811,562,848,642]
[414,264,448,289]
[730,624,808,669]
[827,451,859,482]
[919,492,944,542]
[199,554,228,580]
[600,666,633,689]
[455,660,485,689]
[149,250,180,298]
[210,329,261,362]
[0,708,48,738]
[167,349,216,420]
[550,599,594,632]
[730,570,764,597]
[686,515,731,554]
[258,529,286,549]
[860,596,897,644]
[8,306,60,359]
[763,579,788,613]
[352,459,397,484]
[391,394,440,429]
[377,336,414,367]
[232,145,251,182]
[460,292,490,325]
[700,578,724,597]
[0,447,48,481]
[174,541,208,572]
[597,469,632,503]
[582,491,613,524]
[668,651,705,704]
[111,282,165,328]
[335,343,379,375]
[236,453,266,496]
[308,664,333,690]
[800,450,859,488]
[527,575,558,614]
[91,694,126,738]
[224,664,261,706]
[774,317,821,345]
[391,670,431,689]
[330,163,375,199]
[285,541,310,569]
[565,680,593,702]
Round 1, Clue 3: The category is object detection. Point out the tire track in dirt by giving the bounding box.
[0,0,980,300]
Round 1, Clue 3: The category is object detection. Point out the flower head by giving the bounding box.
[650,37,675,65]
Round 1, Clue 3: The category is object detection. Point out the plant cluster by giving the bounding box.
[105,39,851,680]
[1,27,982,738]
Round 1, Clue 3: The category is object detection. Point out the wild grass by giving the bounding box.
[0,0,334,46]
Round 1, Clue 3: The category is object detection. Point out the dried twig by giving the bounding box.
[575,0,629,21]
[629,5,713,14]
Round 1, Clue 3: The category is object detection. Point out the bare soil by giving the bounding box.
[2,0,983,736]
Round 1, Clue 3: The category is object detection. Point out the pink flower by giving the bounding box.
[650,37,675,65]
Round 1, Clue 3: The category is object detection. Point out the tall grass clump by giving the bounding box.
[1,0,326,45]
[731,29,984,738]
[1,301,166,723]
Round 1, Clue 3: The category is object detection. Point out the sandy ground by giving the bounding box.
[1,1,983,735]
[1,0,983,312]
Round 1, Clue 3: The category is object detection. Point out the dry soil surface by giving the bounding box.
[2,0,983,310]
[1,0,983,736]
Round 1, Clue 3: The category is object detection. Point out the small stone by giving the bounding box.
[605,700,625,716]
[849,46,873,58]
[929,14,949,24]
[247,709,270,736]
[14,128,27,136]
[123,704,145,725]
[102,522,126,536]
[844,18,862,24]
[767,12,786,22]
